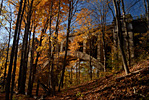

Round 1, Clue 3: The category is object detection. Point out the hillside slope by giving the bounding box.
[47,60,149,100]
[0,60,148,100]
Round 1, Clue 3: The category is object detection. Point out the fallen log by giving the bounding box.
[115,66,149,82]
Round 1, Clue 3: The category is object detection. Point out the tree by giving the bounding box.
[112,0,130,75]
[27,24,37,96]
[35,18,49,96]
[143,0,149,28]
[88,0,110,72]
[5,0,24,99]
[48,0,53,92]
[10,0,26,98]
[58,0,76,91]
[89,38,92,80]
[50,0,61,95]
[121,0,131,66]
[3,3,12,89]
[18,0,34,94]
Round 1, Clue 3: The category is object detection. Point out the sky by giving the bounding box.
[0,0,15,45]
[125,0,145,17]
[0,0,147,46]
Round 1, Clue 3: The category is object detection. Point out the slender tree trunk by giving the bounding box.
[78,58,80,84]
[19,0,34,94]
[113,0,129,75]
[48,0,53,89]
[34,22,49,96]
[146,0,149,48]
[0,0,4,15]
[30,18,49,96]
[53,0,60,95]
[97,70,99,77]
[76,62,78,84]
[27,25,37,96]
[33,32,43,96]
[147,0,149,29]
[102,24,106,72]
[36,80,40,96]
[10,34,19,100]
[121,0,131,66]
[89,39,92,80]
[143,0,147,15]
[19,25,29,94]
[97,33,101,77]
[58,0,73,92]
[56,45,60,72]
[3,9,12,89]
[10,2,26,98]
[50,0,61,95]
[70,66,73,84]
[102,6,106,72]
[5,0,23,99]
[18,38,25,90]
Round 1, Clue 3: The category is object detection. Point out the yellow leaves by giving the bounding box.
[76,8,92,25]
[69,60,77,66]
[69,37,83,53]
[1,9,7,14]
[42,37,48,44]
[58,33,64,42]
[36,46,43,52]
[134,33,140,36]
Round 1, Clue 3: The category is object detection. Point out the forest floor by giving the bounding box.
[0,59,149,100]
[46,59,149,100]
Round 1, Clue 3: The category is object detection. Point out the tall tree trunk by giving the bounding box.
[33,32,43,96]
[27,25,37,96]
[30,18,49,96]
[19,25,29,94]
[3,8,12,89]
[58,0,72,92]
[102,24,106,72]
[5,0,23,99]
[89,39,92,80]
[97,70,99,77]
[18,36,25,90]
[113,0,129,75]
[97,33,101,78]
[52,0,60,95]
[121,0,131,66]
[10,1,26,98]
[48,0,53,89]
[35,24,49,96]
[35,20,49,97]
[50,0,61,95]
[78,58,80,84]
[10,32,20,100]
[36,80,40,96]
[19,0,34,94]
[76,61,78,84]
[102,5,106,72]
[143,0,147,16]
[70,66,73,84]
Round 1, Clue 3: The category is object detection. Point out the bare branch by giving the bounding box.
[126,0,141,13]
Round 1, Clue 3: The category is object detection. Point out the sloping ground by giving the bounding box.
[47,59,149,100]
[0,88,45,100]
[0,59,148,100]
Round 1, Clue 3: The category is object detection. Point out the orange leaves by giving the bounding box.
[58,32,65,42]
[76,8,92,25]
[69,41,80,53]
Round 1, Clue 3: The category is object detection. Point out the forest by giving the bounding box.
[0,0,149,99]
